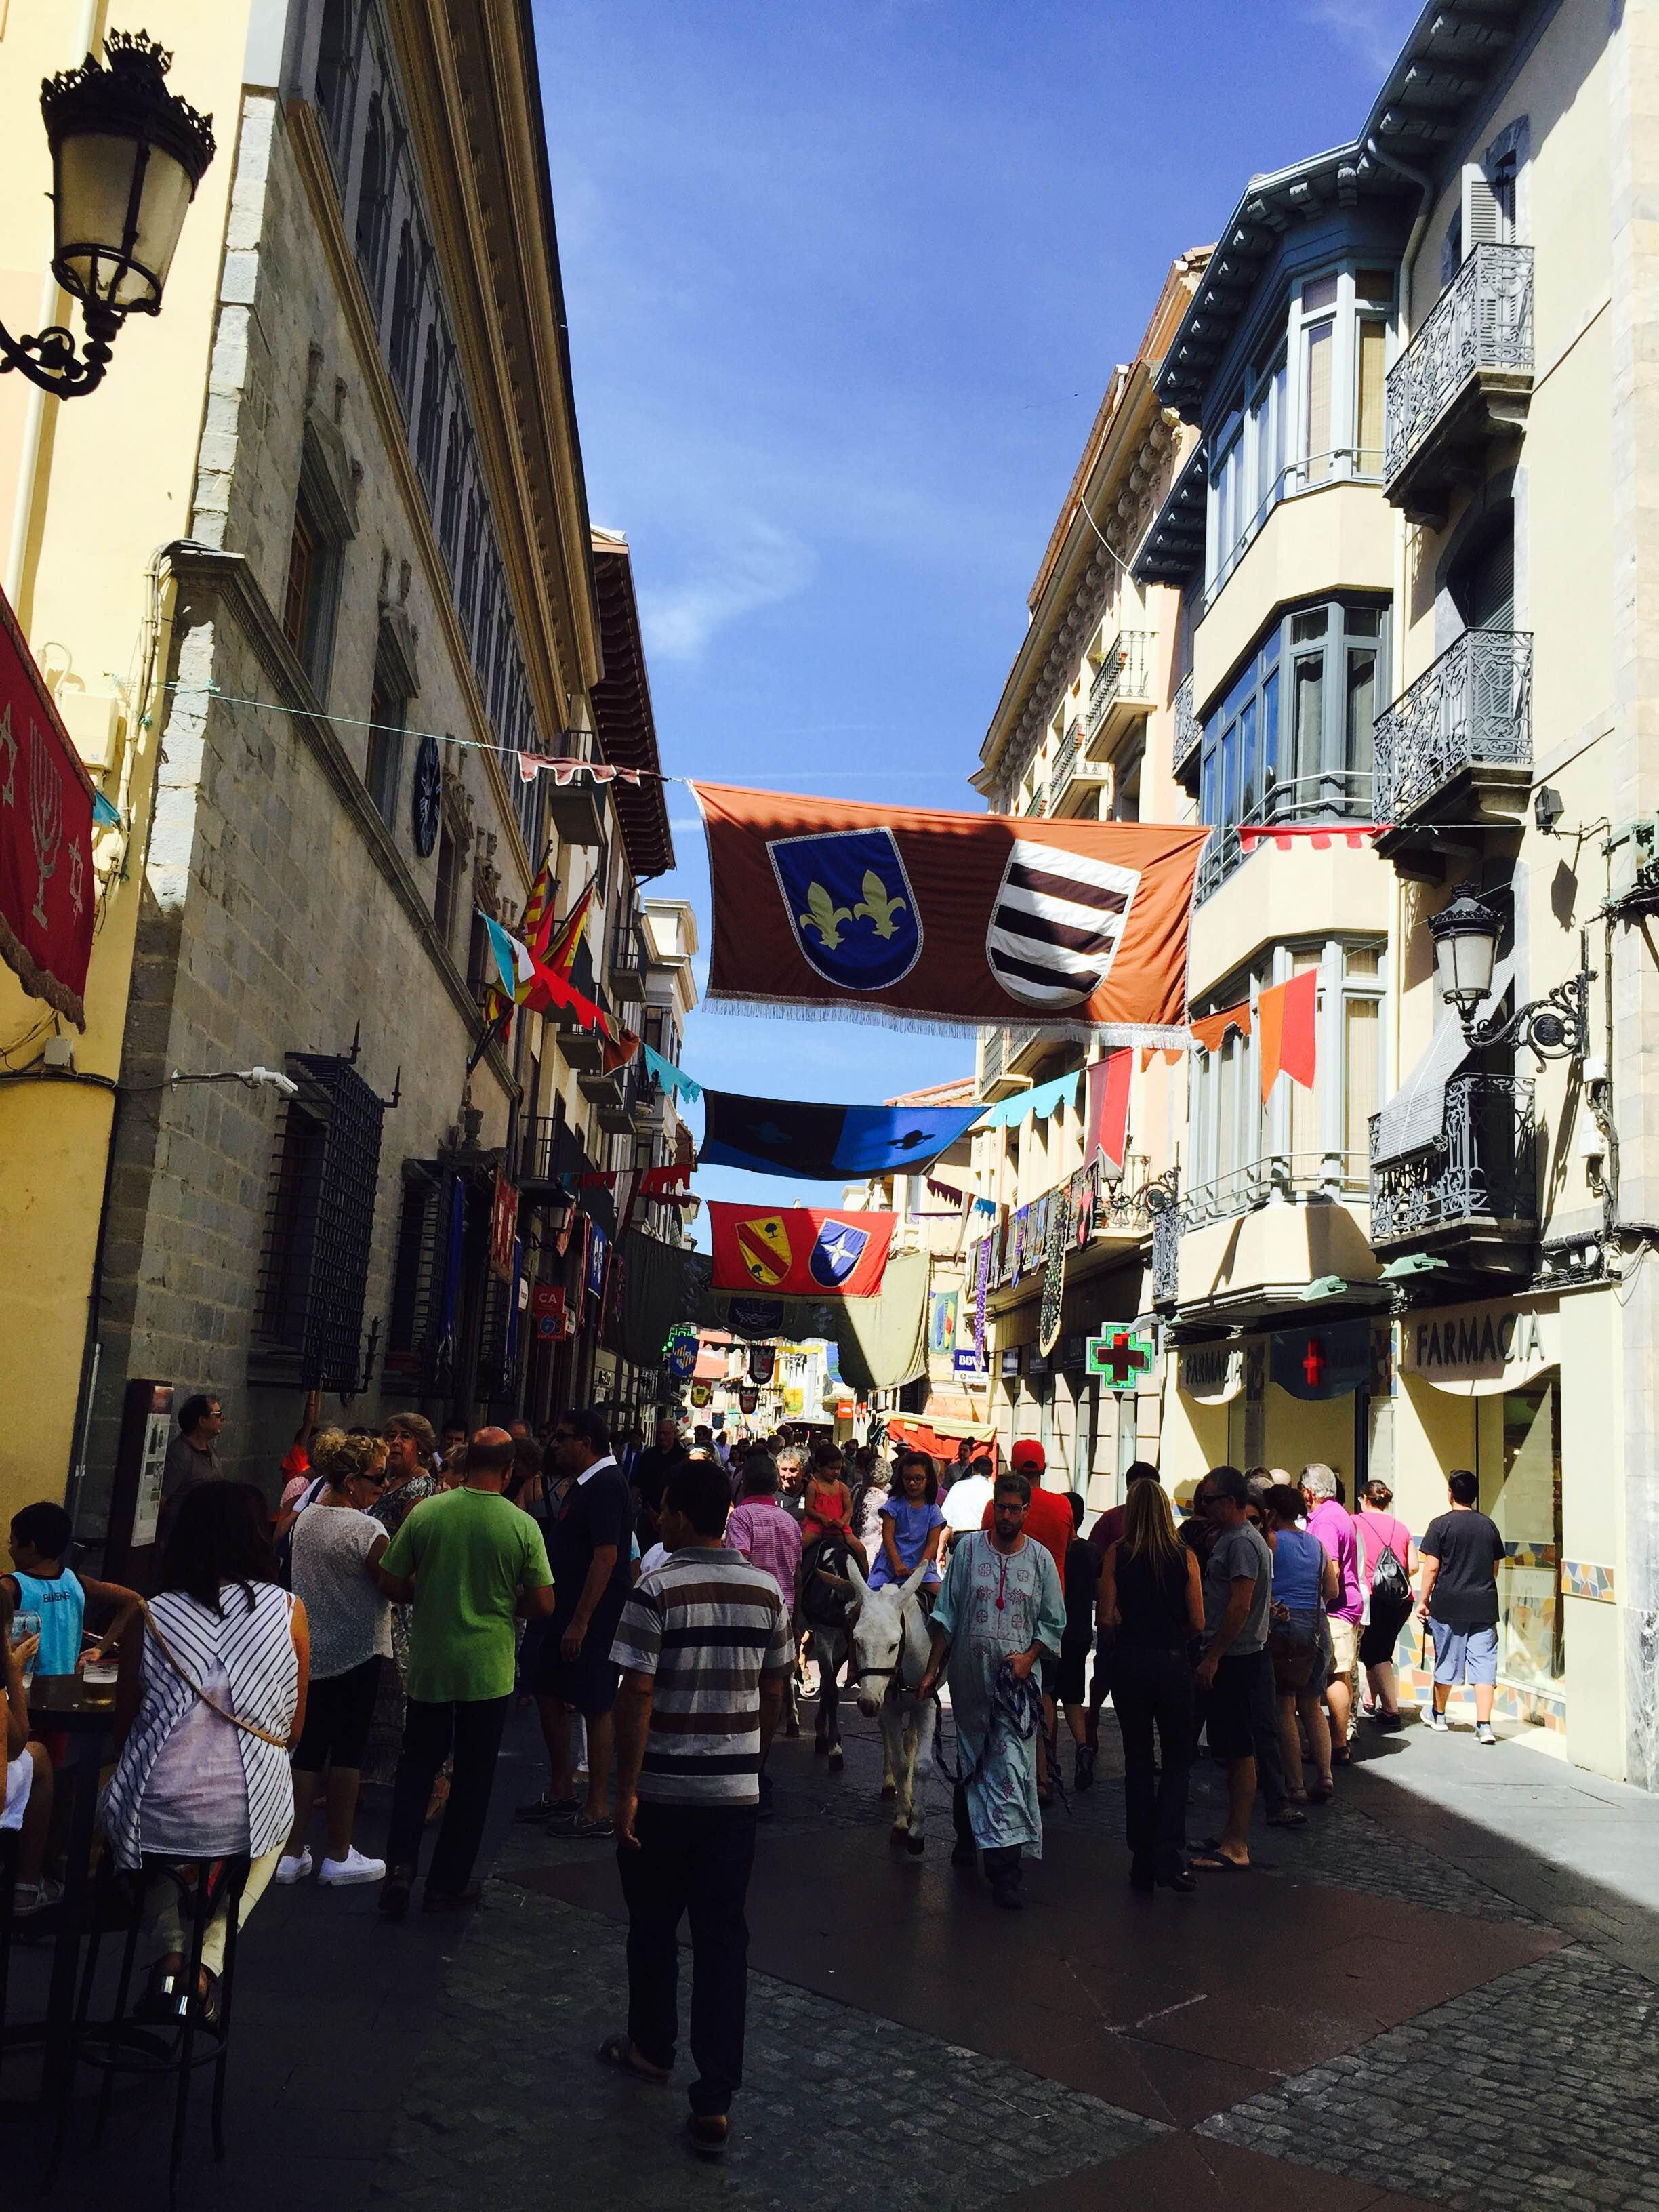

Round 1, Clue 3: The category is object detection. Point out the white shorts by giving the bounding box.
[2,1748,33,1832]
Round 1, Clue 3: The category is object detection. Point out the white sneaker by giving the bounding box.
[319,1847,386,1886]
[1475,1722,1498,1746]
[1424,1706,1448,1732]
[275,1849,313,1885]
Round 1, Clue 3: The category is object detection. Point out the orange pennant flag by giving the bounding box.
[1258,969,1319,1103]
[1189,998,1252,1056]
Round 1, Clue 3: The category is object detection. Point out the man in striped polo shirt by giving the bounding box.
[602,1456,792,2158]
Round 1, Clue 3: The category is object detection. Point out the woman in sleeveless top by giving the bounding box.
[1099,1479,1204,1893]
[1263,1483,1340,1803]
[105,1483,308,2023]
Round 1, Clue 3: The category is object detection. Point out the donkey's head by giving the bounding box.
[845,1553,930,1718]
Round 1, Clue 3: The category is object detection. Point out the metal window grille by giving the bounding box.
[256,1054,387,1390]
[384,1160,459,1395]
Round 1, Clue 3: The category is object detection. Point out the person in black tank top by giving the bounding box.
[1098,1479,1203,1893]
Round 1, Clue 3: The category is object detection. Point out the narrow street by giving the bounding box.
[18,1703,1659,2211]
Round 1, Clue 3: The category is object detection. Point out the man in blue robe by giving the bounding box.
[918,1469,1065,1910]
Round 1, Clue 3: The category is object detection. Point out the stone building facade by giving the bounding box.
[0,1,687,1537]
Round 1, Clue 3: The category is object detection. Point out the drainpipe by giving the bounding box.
[1365,136,1437,1100]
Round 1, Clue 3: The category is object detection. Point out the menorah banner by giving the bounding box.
[0,585,96,1027]
[692,782,1208,1042]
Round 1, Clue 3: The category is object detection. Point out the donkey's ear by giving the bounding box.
[844,1548,872,1605]
[897,1555,931,1604]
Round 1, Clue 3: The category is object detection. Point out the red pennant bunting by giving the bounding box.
[1258,968,1319,1103]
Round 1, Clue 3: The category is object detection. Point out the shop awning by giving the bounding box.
[888,1412,1000,1457]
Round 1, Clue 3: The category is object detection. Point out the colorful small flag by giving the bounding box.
[1258,969,1319,1103]
[1082,1050,1132,1177]
[642,1043,701,1103]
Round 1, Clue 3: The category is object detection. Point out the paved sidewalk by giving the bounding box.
[8,1698,1659,2210]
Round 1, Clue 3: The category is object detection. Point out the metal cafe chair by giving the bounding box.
[45,1851,251,2211]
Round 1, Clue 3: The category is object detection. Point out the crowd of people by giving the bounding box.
[0,1397,1510,2161]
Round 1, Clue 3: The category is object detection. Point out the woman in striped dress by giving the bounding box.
[104,1484,308,2023]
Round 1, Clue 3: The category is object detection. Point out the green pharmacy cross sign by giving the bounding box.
[1087,1327,1155,1392]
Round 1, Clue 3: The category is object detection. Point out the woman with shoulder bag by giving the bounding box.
[1263,1484,1338,1805]
[103,1483,308,2026]
[1355,1479,1418,1730]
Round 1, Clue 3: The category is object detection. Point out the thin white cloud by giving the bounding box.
[641,518,816,664]
[1300,0,1418,77]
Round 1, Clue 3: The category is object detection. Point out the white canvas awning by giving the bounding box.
[1372,949,1515,1164]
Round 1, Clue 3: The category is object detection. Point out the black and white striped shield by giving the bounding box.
[986,837,1141,1010]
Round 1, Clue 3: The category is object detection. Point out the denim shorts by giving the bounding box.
[1430,1622,1498,1687]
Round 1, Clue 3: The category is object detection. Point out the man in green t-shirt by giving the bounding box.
[376,1426,553,1917]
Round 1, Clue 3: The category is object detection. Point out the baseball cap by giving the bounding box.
[1010,1438,1046,1474]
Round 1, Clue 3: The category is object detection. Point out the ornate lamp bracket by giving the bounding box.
[1461,962,1593,1064]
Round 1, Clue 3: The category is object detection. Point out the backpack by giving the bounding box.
[1368,1521,1412,1612]
[800,1533,857,1633]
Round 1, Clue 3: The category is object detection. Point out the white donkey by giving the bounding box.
[846,1555,936,1856]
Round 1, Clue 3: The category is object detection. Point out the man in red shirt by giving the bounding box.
[981,1439,1073,1801]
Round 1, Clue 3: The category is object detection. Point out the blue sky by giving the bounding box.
[533,0,1422,1237]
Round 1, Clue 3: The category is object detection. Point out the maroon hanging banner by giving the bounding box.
[0,584,96,1027]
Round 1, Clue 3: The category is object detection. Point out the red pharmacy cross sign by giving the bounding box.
[1301,1338,1325,1389]
[1088,1328,1155,1391]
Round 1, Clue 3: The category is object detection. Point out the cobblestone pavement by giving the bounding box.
[1202,1943,1659,2211]
[10,1694,1659,2210]
[374,1881,1164,2211]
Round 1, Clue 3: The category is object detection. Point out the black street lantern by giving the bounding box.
[0,31,215,401]
[1428,880,1594,1064]
[1427,885,1502,1017]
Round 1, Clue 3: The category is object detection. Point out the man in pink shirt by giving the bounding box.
[725,1456,804,1612]
[725,1456,802,1819]
[1303,1463,1362,1761]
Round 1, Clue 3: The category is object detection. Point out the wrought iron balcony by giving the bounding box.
[578,1057,644,1136]
[1374,628,1531,843]
[1384,244,1533,526]
[1172,672,1200,786]
[605,918,649,1005]
[1084,630,1153,756]
[1050,720,1112,818]
[1151,1197,1181,1309]
[1023,783,1048,817]
[1369,1073,1536,1270]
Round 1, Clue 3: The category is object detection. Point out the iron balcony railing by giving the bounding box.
[1374,628,1532,823]
[1150,1199,1181,1307]
[1023,783,1048,817]
[1181,1149,1371,1231]
[1052,722,1080,794]
[1085,630,1153,737]
[1194,772,1374,904]
[1172,672,1200,781]
[1369,1074,1537,1246]
[1385,243,1534,489]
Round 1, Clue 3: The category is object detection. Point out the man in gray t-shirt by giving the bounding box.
[1191,1467,1299,1870]
[1202,1519,1273,1653]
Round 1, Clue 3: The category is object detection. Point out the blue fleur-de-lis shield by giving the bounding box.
[809,1218,870,1289]
[767,827,922,991]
